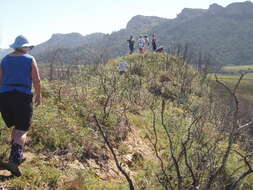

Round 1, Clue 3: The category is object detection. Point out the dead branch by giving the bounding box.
[93,114,135,190]
[147,104,172,190]
[227,150,253,190]
[182,142,198,190]
[161,99,182,190]
[203,74,245,189]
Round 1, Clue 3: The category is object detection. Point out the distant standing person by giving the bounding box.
[127,36,135,54]
[144,35,150,52]
[138,36,145,54]
[0,35,41,176]
[152,33,157,51]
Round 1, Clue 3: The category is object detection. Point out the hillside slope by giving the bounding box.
[0,53,252,189]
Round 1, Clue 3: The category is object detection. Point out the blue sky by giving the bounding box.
[0,0,248,48]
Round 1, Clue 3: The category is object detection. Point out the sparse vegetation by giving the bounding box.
[0,53,253,189]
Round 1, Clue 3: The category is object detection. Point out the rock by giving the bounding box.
[67,160,85,170]
[177,8,207,20]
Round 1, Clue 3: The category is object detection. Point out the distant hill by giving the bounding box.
[33,15,168,64]
[1,1,253,66]
[31,32,106,56]
[154,1,253,65]
[0,32,106,60]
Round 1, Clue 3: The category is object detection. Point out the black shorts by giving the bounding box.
[0,90,33,131]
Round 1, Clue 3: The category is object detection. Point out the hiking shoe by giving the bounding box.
[9,143,24,166]
[3,162,21,177]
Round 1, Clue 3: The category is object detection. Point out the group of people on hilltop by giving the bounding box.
[119,33,164,75]
[127,33,164,54]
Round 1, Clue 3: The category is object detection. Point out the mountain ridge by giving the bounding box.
[1,1,253,66]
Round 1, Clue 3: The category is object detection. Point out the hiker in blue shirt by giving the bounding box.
[0,35,41,176]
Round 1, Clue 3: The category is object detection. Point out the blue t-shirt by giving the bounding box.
[0,54,33,95]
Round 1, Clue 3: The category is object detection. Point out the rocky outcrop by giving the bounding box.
[208,3,224,15]
[177,8,207,20]
[126,15,168,32]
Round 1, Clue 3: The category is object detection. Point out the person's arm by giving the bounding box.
[31,58,41,106]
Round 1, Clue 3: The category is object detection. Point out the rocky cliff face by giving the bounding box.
[223,1,253,18]
[177,2,253,19]
[207,1,253,18]
[177,8,207,20]
[208,3,224,15]
[126,15,168,32]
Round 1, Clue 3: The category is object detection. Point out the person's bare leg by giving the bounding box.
[9,129,27,166]
[12,129,27,148]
